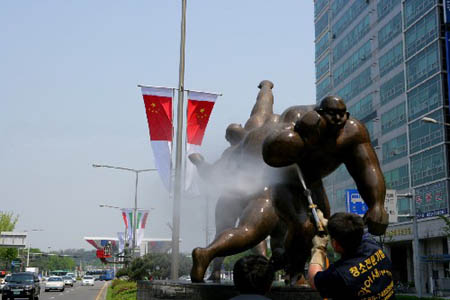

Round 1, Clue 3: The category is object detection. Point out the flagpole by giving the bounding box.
[171,0,187,280]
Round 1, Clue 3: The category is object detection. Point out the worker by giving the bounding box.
[308,212,395,300]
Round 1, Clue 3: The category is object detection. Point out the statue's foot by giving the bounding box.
[207,270,221,282]
[190,247,210,283]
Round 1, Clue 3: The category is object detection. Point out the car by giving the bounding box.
[44,276,65,292]
[1,272,40,300]
[66,273,76,282]
[62,276,74,287]
[81,276,94,286]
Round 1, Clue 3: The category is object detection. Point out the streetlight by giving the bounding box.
[397,192,422,298]
[421,117,450,126]
[24,229,44,268]
[93,164,157,257]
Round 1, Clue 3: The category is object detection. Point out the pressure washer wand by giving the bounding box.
[295,165,326,234]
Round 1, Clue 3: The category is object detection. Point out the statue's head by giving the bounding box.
[317,96,349,130]
[226,123,245,145]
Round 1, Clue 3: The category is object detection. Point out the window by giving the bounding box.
[406,41,440,89]
[334,185,356,213]
[333,0,370,39]
[404,0,437,29]
[379,41,403,77]
[381,102,406,134]
[409,110,444,154]
[378,13,402,50]
[337,67,372,102]
[384,165,409,190]
[407,75,442,121]
[380,71,405,105]
[317,76,332,101]
[382,134,407,164]
[334,41,371,83]
[364,119,376,142]
[316,11,329,38]
[331,0,348,18]
[348,94,373,120]
[405,9,438,59]
[334,164,351,181]
[415,181,448,219]
[333,15,370,65]
[316,32,330,60]
[315,0,329,17]
[378,0,401,22]
[411,145,446,186]
[316,55,330,80]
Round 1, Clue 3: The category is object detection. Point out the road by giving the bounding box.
[37,281,108,300]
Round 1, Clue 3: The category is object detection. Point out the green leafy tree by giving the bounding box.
[121,252,193,281]
[0,212,19,269]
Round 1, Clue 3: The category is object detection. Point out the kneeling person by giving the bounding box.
[308,213,395,300]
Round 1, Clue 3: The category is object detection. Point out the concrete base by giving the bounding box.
[137,280,321,300]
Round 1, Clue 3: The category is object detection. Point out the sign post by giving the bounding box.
[345,189,397,222]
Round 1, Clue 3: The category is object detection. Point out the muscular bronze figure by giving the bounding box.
[189,86,388,284]
[262,96,389,272]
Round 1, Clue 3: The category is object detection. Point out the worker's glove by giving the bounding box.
[316,209,328,229]
[310,234,329,269]
[312,234,329,253]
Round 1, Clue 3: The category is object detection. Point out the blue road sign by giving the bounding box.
[345,189,368,216]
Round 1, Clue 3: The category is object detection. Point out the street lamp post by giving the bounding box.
[397,192,422,298]
[24,229,44,268]
[93,164,157,258]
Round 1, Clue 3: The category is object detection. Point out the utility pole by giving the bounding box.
[171,0,187,280]
[398,191,422,298]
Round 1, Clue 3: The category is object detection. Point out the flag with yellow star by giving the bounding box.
[185,91,219,192]
[141,86,174,190]
[186,91,217,145]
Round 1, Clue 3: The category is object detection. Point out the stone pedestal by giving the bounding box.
[137,280,321,300]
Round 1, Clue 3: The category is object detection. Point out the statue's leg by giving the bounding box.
[191,196,244,283]
[251,239,268,257]
[191,189,278,283]
[268,219,287,271]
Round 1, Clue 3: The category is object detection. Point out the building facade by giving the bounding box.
[314,0,450,293]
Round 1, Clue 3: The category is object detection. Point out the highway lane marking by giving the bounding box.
[95,282,108,300]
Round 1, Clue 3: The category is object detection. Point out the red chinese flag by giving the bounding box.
[142,87,173,141]
[186,91,218,145]
[141,86,173,190]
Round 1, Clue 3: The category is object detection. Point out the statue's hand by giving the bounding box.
[364,204,389,236]
[188,153,205,167]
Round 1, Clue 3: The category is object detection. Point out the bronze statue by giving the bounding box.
[189,83,388,284]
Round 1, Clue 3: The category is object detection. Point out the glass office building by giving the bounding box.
[315,0,450,292]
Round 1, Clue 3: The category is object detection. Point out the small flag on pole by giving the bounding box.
[141,86,174,190]
[185,91,219,191]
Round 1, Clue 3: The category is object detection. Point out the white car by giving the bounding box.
[66,272,76,282]
[45,276,65,292]
[62,276,74,287]
[81,276,95,286]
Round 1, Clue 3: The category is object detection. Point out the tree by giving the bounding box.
[121,252,193,281]
[0,212,19,269]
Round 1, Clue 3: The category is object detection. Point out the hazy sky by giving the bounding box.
[0,1,315,253]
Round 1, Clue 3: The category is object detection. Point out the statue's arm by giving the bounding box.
[262,129,304,167]
[344,141,386,208]
[344,131,388,235]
